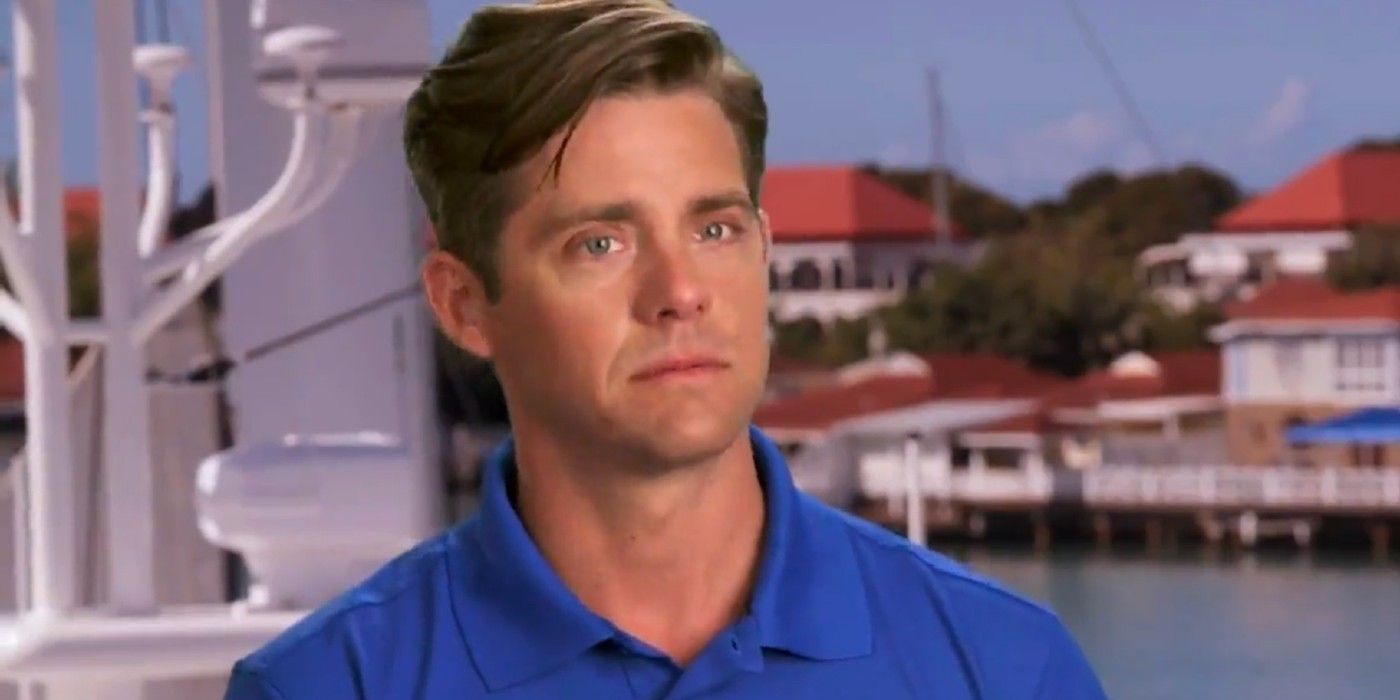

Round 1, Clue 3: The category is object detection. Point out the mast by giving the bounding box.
[925,66,952,246]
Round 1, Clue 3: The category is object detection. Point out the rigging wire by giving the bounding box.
[1062,0,1168,168]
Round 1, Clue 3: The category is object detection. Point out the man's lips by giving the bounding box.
[630,356,730,381]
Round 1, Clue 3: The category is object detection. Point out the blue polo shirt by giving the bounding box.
[225,424,1106,699]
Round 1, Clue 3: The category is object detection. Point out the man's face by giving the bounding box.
[425,88,771,470]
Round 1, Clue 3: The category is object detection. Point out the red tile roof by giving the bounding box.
[1152,350,1224,396]
[63,188,102,242]
[1044,350,1221,407]
[6,187,114,241]
[1225,277,1400,323]
[1216,149,1400,232]
[767,353,830,377]
[754,353,1063,430]
[965,350,1222,435]
[968,410,1057,435]
[920,353,1069,398]
[760,165,964,243]
[756,350,1222,434]
[0,338,23,403]
[753,373,936,430]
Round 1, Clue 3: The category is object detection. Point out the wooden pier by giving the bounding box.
[851,464,1400,557]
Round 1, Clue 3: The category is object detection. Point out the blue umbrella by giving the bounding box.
[1286,406,1400,445]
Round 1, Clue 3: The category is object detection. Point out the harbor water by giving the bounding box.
[955,544,1400,700]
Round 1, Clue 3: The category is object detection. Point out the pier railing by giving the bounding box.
[1085,465,1400,510]
[857,455,1052,505]
[854,457,1400,512]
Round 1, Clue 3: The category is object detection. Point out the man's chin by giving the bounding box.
[619,413,747,472]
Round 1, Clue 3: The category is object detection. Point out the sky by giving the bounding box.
[4,0,1400,206]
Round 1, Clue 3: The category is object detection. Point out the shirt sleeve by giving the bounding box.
[1033,619,1108,700]
[223,663,289,700]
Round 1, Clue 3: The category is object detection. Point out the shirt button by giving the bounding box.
[729,636,740,652]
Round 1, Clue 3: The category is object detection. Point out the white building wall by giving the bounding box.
[1230,333,1400,406]
[769,239,975,322]
[1140,230,1352,309]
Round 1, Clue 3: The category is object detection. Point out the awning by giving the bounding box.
[1285,406,1400,445]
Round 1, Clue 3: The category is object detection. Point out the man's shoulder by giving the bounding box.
[813,498,1057,622]
[807,497,1105,697]
[229,521,475,697]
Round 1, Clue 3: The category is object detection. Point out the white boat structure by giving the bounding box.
[0,1,445,697]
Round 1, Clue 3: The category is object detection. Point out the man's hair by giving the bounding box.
[404,0,768,302]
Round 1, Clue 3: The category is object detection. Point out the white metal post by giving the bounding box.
[95,0,159,618]
[903,433,926,547]
[0,0,423,692]
[12,0,77,617]
[89,6,156,699]
[14,3,92,697]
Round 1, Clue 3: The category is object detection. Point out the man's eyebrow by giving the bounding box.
[689,190,757,218]
[535,201,638,242]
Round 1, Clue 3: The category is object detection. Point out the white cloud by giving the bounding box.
[964,109,1188,200]
[1036,110,1121,152]
[1005,110,1123,185]
[1251,78,1311,144]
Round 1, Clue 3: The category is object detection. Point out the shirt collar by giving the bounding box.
[446,424,871,690]
[745,424,872,661]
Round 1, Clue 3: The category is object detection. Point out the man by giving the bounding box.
[225,1,1107,697]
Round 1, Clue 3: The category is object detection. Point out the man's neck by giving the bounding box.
[511,424,766,665]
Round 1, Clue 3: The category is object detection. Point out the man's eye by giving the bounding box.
[701,222,738,241]
[579,235,617,256]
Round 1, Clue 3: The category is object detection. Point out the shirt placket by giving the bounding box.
[662,616,764,699]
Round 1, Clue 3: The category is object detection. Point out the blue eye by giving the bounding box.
[580,236,616,256]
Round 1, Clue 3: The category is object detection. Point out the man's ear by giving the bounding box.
[420,250,494,360]
[757,208,772,263]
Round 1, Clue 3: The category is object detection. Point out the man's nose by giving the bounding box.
[636,239,712,323]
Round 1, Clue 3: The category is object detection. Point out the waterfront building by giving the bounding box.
[1212,277,1400,466]
[761,165,980,323]
[1139,148,1400,311]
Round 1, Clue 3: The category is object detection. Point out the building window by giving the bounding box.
[854,261,873,289]
[832,261,846,289]
[1226,342,1248,397]
[790,259,822,290]
[1273,339,1304,394]
[907,258,935,290]
[1336,337,1386,393]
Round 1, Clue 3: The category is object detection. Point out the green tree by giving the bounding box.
[65,221,101,318]
[1063,169,1121,215]
[1054,164,1242,257]
[771,316,825,363]
[879,227,1146,376]
[1349,136,1400,151]
[816,315,870,367]
[773,163,1244,377]
[863,164,1028,237]
[1134,300,1223,351]
[770,314,872,369]
[1327,226,1400,290]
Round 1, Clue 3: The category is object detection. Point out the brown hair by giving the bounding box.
[404,0,768,302]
